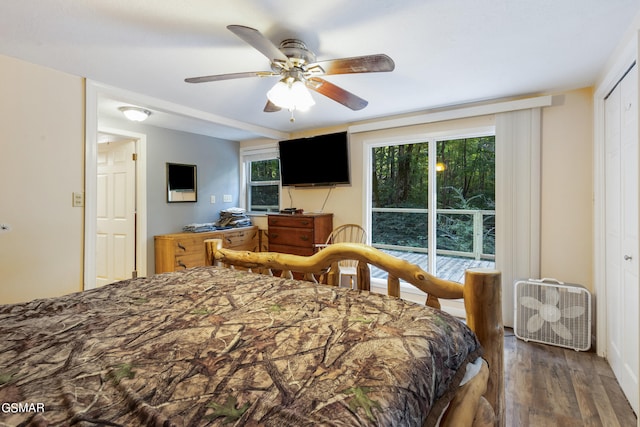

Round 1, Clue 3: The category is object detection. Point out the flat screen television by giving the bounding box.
[278,131,350,187]
[167,163,196,190]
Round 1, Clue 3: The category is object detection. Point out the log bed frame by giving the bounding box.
[205,240,504,427]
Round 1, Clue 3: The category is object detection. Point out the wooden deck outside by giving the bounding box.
[371,248,495,283]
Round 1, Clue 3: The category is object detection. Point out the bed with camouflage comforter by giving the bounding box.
[0,266,482,426]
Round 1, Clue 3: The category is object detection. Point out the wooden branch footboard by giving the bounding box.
[205,239,504,427]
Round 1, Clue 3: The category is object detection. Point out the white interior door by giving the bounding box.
[96,139,136,287]
[605,65,639,414]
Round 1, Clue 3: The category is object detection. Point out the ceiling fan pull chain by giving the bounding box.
[289,109,296,122]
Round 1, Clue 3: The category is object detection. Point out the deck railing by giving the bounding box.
[371,207,496,261]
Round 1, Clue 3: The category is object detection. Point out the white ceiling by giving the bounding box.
[1,0,639,141]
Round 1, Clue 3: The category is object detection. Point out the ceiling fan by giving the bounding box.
[185,25,395,115]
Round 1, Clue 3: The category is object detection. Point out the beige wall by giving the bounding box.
[540,88,594,291]
[244,89,595,292]
[0,55,85,304]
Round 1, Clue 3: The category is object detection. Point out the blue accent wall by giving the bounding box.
[99,117,239,273]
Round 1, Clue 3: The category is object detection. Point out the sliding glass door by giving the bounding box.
[368,134,495,283]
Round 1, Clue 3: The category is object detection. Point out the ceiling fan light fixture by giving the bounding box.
[267,79,315,111]
[119,106,151,122]
[289,80,315,111]
[267,80,292,109]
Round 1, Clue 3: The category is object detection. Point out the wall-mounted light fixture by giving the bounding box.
[119,106,151,122]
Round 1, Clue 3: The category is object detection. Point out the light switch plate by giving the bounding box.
[72,192,84,207]
[223,194,232,203]
[210,195,216,204]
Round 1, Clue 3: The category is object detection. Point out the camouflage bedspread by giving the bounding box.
[0,266,481,426]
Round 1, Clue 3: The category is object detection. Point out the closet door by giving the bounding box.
[605,64,639,414]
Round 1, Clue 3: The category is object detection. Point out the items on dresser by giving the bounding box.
[279,208,303,214]
[216,207,252,228]
[267,213,333,256]
[155,226,258,273]
[182,222,218,233]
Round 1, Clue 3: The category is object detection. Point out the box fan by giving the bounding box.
[514,278,591,351]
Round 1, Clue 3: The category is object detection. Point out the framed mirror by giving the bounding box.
[166,163,197,202]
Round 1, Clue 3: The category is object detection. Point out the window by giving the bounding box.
[248,158,280,212]
[435,136,496,260]
[241,147,281,213]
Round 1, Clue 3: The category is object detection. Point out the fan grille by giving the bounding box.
[514,280,592,351]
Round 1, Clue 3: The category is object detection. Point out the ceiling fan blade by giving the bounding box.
[264,100,281,112]
[185,71,277,83]
[306,77,368,111]
[308,54,395,75]
[227,25,290,66]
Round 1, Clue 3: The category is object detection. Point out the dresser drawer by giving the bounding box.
[172,236,206,254]
[268,215,315,229]
[222,229,257,250]
[269,243,315,257]
[174,253,205,270]
[269,226,314,248]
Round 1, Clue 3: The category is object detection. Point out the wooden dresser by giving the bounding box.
[155,226,258,273]
[268,213,333,256]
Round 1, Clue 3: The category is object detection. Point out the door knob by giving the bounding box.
[624,255,633,261]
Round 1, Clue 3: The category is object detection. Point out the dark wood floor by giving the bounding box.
[368,251,636,425]
[504,329,637,426]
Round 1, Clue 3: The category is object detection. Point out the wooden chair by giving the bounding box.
[315,224,367,288]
